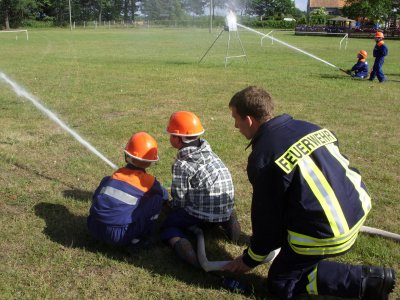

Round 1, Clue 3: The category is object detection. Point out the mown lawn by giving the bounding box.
[0,27,399,299]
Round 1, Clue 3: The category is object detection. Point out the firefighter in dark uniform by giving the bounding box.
[223,86,396,300]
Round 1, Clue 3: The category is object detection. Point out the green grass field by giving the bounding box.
[0,27,399,299]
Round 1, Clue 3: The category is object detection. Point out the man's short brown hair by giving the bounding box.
[229,86,274,121]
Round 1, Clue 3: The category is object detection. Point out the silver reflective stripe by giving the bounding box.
[291,232,358,255]
[150,214,159,221]
[288,215,366,247]
[290,229,354,245]
[306,267,318,295]
[100,186,139,205]
[300,158,346,235]
[325,143,372,213]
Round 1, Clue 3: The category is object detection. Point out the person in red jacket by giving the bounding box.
[223,86,396,300]
[87,132,168,251]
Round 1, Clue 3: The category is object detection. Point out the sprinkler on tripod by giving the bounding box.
[199,11,247,67]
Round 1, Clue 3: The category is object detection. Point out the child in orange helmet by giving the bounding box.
[369,31,388,82]
[346,50,369,79]
[87,132,168,251]
[161,111,240,267]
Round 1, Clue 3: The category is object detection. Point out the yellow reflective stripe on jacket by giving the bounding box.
[289,230,359,255]
[248,247,268,262]
[298,156,349,236]
[289,216,365,246]
[325,143,372,214]
[288,216,366,255]
[275,129,337,174]
[306,266,318,295]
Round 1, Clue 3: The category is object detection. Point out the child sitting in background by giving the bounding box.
[87,132,168,251]
[346,50,369,79]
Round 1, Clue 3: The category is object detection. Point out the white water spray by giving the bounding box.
[237,23,338,69]
[0,72,118,170]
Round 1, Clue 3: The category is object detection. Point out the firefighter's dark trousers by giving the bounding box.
[266,243,362,299]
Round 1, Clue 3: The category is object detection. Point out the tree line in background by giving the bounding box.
[0,0,399,30]
[343,0,399,26]
[0,0,304,29]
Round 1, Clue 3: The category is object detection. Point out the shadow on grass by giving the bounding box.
[320,73,400,83]
[63,189,93,202]
[13,162,77,190]
[33,202,275,299]
[319,74,354,80]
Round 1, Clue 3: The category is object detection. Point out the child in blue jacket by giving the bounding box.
[87,132,168,250]
[369,31,388,82]
[347,50,369,79]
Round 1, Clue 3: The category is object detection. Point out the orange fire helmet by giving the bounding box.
[124,132,159,162]
[359,50,368,58]
[375,31,384,38]
[166,111,205,137]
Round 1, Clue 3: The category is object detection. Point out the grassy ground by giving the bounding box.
[0,27,399,299]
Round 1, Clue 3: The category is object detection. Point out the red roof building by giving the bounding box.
[308,0,345,15]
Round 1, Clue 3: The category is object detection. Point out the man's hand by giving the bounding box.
[221,255,252,273]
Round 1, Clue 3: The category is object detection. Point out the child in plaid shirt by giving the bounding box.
[161,111,241,267]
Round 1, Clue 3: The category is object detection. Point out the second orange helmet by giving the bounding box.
[359,50,368,58]
[166,111,205,137]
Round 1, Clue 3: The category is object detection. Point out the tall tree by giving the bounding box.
[48,0,68,25]
[183,0,207,16]
[247,0,295,19]
[169,0,184,20]
[121,0,137,22]
[0,0,14,29]
[0,0,37,29]
[309,7,327,25]
[35,0,52,20]
[237,0,254,15]
[140,0,162,20]
[273,0,294,16]
[343,0,392,24]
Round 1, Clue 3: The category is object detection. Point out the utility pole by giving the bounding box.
[209,0,213,33]
[69,0,72,31]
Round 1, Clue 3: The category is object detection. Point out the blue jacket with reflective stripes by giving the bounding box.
[90,166,168,226]
[242,114,371,267]
[351,60,369,78]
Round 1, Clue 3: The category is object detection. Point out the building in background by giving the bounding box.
[308,0,345,15]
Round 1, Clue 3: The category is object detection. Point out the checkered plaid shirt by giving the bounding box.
[170,139,235,222]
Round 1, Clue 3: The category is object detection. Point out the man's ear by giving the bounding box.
[247,115,262,133]
[247,115,260,128]
[245,115,253,127]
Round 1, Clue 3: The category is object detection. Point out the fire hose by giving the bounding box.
[360,226,400,241]
[189,225,400,273]
[3,74,398,272]
[189,226,280,272]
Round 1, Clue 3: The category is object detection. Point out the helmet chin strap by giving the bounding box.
[182,136,200,144]
[125,154,134,165]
